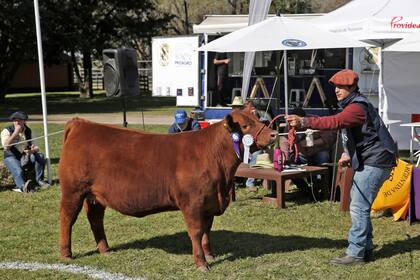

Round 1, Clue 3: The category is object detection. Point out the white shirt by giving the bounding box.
[1,128,27,153]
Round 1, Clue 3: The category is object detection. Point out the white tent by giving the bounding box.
[311,0,420,42]
[198,16,370,52]
[198,16,370,113]
[385,32,420,52]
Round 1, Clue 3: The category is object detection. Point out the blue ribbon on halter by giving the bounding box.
[231,132,242,159]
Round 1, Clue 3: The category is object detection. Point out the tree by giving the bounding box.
[0,1,37,103]
[45,0,172,98]
[156,0,249,35]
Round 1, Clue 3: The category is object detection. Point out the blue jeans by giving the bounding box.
[346,165,392,259]
[3,153,46,190]
[246,150,262,187]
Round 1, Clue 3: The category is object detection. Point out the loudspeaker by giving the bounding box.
[103,48,139,97]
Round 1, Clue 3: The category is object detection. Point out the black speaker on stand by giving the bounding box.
[103,48,140,127]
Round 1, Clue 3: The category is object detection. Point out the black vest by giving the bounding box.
[338,93,397,170]
[3,125,32,159]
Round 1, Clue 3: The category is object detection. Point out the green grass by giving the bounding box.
[0,123,419,279]
[0,91,179,117]
[0,93,418,279]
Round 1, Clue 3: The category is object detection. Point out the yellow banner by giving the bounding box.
[372,159,412,220]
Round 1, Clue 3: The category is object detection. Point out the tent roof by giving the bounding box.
[193,13,323,34]
[384,32,420,52]
[198,16,371,52]
[312,0,420,41]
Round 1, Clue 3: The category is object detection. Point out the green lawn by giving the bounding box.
[0,94,419,279]
[0,123,419,279]
[0,91,179,117]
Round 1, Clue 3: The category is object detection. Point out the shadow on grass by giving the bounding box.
[376,235,420,261]
[50,157,60,165]
[0,93,176,116]
[106,230,347,261]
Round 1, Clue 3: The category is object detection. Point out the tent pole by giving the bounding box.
[203,33,208,109]
[283,50,288,115]
[34,0,51,184]
[378,45,384,119]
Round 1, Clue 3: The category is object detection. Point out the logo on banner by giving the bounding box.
[391,16,420,29]
[159,43,170,66]
[282,39,307,48]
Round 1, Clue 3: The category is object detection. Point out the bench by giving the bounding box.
[234,163,329,208]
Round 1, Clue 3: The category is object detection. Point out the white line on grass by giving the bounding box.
[0,261,146,280]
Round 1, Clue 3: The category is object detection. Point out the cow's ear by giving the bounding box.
[242,101,255,113]
[223,114,234,132]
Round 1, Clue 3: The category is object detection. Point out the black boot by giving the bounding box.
[330,253,365,265]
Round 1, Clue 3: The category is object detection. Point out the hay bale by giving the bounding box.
[0,162,14,189]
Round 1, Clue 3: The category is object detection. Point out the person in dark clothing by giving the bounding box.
[1,111,50,192]
[286,69,397,265]
[213,52,230,106]
[168,109,201,133]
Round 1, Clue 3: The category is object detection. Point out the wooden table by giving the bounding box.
[235,163,329,208]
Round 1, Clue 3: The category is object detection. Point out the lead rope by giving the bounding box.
[253,114,298,162]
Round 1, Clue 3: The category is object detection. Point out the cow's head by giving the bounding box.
[223,101,277,151]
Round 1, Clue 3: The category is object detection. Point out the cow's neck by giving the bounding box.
[211,122,243,176]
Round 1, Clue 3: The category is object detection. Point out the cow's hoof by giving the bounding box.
[100,249,112,256]
[60,255,73,261]
[205,254,215,262]
[197,265,210,272]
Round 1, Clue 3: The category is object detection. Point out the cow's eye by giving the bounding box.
[241,124,248,129]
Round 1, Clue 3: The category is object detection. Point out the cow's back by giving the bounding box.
[59,118,231,217]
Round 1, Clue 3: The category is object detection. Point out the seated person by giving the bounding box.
[168,109,201,133]
[280,108,336,193]
[1,111,50,192]
[281,108,336,165]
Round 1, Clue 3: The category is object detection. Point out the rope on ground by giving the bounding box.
[0,130,64,151]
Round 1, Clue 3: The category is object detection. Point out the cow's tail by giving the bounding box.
[63,118,80,144]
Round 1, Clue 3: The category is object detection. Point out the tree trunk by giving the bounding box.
[80,49,93,98]
[0,59,21,104]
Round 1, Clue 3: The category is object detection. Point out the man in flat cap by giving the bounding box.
[1,111,49,192]
[286,69,397,265]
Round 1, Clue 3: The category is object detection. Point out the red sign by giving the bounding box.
[391,16,420,29]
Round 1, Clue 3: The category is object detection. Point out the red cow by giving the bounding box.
[59,104,277,271]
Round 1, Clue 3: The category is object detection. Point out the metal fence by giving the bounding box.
[74,60,152,92]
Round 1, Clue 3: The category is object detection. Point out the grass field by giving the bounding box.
[0,91,178,117]
[0,123,419,280]
[0,93,419,279]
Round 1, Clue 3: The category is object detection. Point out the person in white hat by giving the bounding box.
[228,96,245,109]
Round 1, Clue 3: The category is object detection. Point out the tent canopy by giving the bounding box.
[312,0,420,42]
[192,14,323,35]
[384,32,420,52]
[198,16,371,52]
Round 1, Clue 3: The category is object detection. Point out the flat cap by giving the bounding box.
[329,69,359,86]
[10,111,28,120]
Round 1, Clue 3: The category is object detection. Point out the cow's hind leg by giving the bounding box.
[183,213,209,271]
[202,215,215,262]
[83,199,110,255]
[60,192,84,260]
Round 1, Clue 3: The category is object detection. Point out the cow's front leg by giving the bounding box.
[183,212,209,271]
[202,215,215,262]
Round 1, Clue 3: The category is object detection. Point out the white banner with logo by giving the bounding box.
[152,36,200,107]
